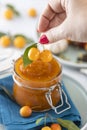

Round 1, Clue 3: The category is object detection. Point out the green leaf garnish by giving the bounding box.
[57,118,80,130]
[0,32,6,37]
[13,10,20,16]
[6,4,20,16]
[36,117,44,125]
[6,4,15,10]
[23,43,37,67]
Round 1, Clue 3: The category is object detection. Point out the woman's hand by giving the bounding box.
[38,0,87,44]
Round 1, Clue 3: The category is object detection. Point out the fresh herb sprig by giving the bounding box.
[0,32,34,48]
[6,4,20,16]
[36,113,80,130]
[0,32,7,37]
[57,118,80,130]
[23,43,37,67]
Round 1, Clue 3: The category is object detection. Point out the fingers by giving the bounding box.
[49,12,66,29]
[38,4,55,32]
[49,0,64,13]
[38,0,64,32]
[39,19,69,44]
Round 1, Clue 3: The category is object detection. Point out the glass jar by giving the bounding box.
[13,57,62,111]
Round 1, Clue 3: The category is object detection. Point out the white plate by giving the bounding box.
[0,47,23,73]
[0,48,14,72]
[0,47,14,61]
[62,73,87,130]
[54,45,87,68]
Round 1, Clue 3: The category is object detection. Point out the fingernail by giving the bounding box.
[39,35,49,44]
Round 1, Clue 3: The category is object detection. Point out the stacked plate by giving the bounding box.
[0,47,23,77]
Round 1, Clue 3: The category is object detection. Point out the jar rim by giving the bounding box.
[13,57,62,90]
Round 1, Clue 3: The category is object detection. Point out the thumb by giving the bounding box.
[39,19,70,44]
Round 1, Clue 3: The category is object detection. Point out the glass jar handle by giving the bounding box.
[45,82,71,114]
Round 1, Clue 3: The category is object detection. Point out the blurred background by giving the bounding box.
[0,0,48,73]
[0,0,47,40]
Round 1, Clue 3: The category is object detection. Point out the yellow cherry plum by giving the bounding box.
[4,9,14,20]
[51,123,62,130]
[41,126,51,130]
[28,8,37,17]
[20,106,32,117]
[13,36,26,48]
[0,35,11,47]
[28,47,40,61]
[40,50,53,62]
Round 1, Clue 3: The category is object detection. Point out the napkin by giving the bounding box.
[0,76,81,130]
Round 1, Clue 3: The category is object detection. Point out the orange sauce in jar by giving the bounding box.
[13,57,62,111]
